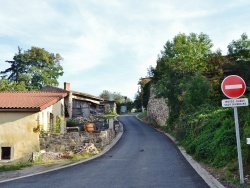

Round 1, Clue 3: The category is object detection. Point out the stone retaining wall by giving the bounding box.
[146,85,169,126]
[39,129,116,152]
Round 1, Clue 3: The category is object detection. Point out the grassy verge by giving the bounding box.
[0,147,103,172]
[0,162,33,172]
[103,112,118,119]
[137,111,147,119]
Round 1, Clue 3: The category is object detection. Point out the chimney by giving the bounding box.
[64,82,70,91]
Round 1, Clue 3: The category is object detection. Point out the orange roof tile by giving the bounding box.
[0,91,68,112]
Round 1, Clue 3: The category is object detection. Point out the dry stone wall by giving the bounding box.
[147,86,169,126]
[39,129,116,153]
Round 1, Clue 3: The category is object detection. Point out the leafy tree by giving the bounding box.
[1,47,29,83]
[1,46,64,90]
[160,32,213,73]
[183,73,211,113]
[152,32,216,126]
[99,90,111,100]
[134,91,142,111]
[113,92,123,104]
[228,33,250,61]
[0,77,26,91]
[227,33,250,83]
[137,77,152,110]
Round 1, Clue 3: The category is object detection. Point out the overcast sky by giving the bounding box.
[0,0,249,100]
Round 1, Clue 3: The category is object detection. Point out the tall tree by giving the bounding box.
[1,46,64,90]
[99,90,111,100]
[228,33,250,61]
[152,32,216,125]
[0,77,26,91]
[113,92,123,104]
[1,47,29,82]
[227,33,250,84]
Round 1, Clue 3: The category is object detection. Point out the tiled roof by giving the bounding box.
[0,91,68,112]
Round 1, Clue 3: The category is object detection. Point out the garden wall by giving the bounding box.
[39,129,116,152]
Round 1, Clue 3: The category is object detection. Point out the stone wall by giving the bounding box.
[39,129,116,152]
[146,86,169,126]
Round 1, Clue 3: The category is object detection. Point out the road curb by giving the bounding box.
[163,132,225,188]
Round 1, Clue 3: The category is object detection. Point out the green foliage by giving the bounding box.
[134,92,142,111]
[160,32,213,73]
[228,33,250,60]
[99,90,124,103]
[180,106,238,167]
[0,77,26,91]
[0,162,32,172]
[182,73,211,114]
[152,32,220,127]
[68,151,75,159]
[113,92,124,104]
[66,119,77,127]
[142,81,151,108]
[54,116,64,133]
[137,111,147,119]
[1,46,64,90]
[103,113,117,119]
[99,90,110,100]
[140,32,250,183]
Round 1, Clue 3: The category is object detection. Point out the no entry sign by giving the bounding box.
[221,75,246,99]
[221,75,247,184]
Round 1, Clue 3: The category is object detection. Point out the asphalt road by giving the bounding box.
[0,114,209,188]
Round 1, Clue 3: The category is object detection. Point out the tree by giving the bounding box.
[1,46,64,90]
[113,92,123,104]
[99,90,111,100]
[0,77,26,91]
[183,73,211,113]
[227,33,250,83]
[134,90,142,111]
[1,47,29,83]
[152,32,216,125]
[137,77,152,110]
[228,33,250,61]
[160,32,213,73]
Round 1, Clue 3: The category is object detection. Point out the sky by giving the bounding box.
[0,0,250,100]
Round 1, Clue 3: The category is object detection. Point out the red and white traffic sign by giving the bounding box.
[221,75,246,99]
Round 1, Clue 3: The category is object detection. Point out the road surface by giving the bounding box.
[0,114,209,188]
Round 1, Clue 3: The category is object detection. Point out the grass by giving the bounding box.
[68,151,96,162]
[0,162,33,172]
[0,147,103,172]
[104,112,117,119]
[137,111,147,119]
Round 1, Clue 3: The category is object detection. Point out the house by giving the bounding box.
[0,91,67,162]
[41,83,106,119]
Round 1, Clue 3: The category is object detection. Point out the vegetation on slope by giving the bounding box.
[139,32,250,184]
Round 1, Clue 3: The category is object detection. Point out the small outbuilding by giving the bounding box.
[0,91,67,162]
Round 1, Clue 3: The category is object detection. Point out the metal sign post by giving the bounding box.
[221,75,247,185]
[233,107,244,184]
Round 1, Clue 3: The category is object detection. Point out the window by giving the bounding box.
[1,147,11,160]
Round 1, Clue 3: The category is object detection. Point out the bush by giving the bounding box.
[179,106,241,167]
